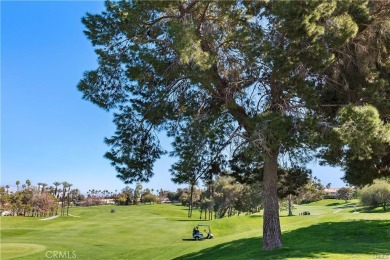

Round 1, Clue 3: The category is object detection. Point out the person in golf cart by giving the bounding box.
[192,227,199,236]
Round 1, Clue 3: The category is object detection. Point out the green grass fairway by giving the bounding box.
[0,243,46,259]
[1,200,389,259]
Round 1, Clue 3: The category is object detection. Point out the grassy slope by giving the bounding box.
[1,200,389,260]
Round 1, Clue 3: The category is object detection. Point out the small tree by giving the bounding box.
[114,186,134,205]
[361,181,390,211]
[296,177,325,204]
[337,187,354,202]
[213,176,243,219]
[133,183,143,205]
[178,191,189,206]
[0,187,10,211]
[19,189,33,216]
[141,188,153,203]
[141,193,158,204]
[277,167,310,216]
[115,193,128,205]
[235,181,263,215]
[167,191,178,202]
[5,185,10,194]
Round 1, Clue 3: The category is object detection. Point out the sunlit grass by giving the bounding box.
[1,200,388,259]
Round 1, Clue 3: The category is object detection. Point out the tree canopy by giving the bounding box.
[79,0,390,250]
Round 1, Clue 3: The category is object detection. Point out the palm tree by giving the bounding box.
[53,182,61,197]
[56,189,62,199]
[66,183,73,216]
[5,185,10,194]
[37,182,43,194]
[55,188,62,215]
[61,182,69,216]
[16,181,20,191]
[26,179,31,188]
[22,184,26,190]
[41,183,48,193]
[47,186,54,196]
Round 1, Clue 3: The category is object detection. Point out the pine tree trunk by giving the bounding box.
[262,150,282,250]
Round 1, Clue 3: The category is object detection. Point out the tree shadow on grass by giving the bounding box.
[334,202,357,209]
[174,220,390,260]
[358,208,390,214]
[326,202,342,206]
[176,219,209,222]
[248,215,262,219]
[327,202,357,209]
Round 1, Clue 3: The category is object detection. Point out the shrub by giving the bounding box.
[360,181,390,211]
[337,187,354,202]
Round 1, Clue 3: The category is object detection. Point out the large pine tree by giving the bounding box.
[79,1,390,250]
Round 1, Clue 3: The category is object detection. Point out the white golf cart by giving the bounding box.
[192,224,213,240]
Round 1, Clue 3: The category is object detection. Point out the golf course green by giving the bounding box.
[1,200,389,259]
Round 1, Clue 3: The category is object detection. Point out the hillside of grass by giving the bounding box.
[1,200,389,259]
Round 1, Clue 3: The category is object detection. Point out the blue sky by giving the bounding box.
[1,1,345,193]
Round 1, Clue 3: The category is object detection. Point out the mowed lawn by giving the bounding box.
[1,200,389,260]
